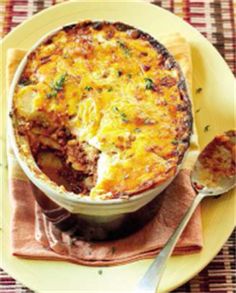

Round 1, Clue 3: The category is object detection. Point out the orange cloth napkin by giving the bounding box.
[7,34,203,266]
[11,170,202,266]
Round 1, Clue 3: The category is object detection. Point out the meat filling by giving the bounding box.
[18,119,99,194]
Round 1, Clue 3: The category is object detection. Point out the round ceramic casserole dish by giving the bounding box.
[8,21,192,237]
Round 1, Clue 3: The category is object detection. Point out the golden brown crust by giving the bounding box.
[11,21,192,199]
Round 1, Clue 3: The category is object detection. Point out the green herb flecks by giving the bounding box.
[112,106,129,123]
[85,86,93,91]
[144,78,154,90]
[117,40,131,56]
[47,91,57,99]
[134,128,141,133]
[53,73,67,91]
[171,139,178,145]
[47,73,67,98]
[120,112,128,123]
[112,106,119,112]
[107,87,113,92]
[195,88,202,94]
[204,125,210,132]
[195,108,201,113]
[98,270,103,275]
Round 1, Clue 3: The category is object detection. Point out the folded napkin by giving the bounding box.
[7,34,203,266]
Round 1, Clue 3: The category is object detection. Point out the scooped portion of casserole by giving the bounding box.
[12,21,192,199]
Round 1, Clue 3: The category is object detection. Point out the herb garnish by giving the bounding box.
[85,86,93,91]
[53,73,67,91]
[195,108,201,113]
[120,112,129,123]
[108,87,113,92]
[47,73,67,98]
[204,125,210,132]
[112,106,129,123]
[98,270,103,275]
[47,91,57,98]
[134,128,141,133]
[196,88,202,94]
[117,40,131,56]
[144,78,154,90]
[171,139,178,145]
[112,106,119,112]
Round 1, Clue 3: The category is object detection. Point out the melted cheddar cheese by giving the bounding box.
[13,21,192,199]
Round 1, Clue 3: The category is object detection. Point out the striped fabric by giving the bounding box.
[1,0,235,292]
[174,231,236,292]
[0,0,235,74]
[151,0,236,75]
[0,231,235,292]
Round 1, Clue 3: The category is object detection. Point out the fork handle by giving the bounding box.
[134,192,204,293]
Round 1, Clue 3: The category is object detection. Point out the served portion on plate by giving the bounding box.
[10,20,192,202]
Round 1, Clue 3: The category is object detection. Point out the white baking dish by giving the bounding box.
[8,22,191,228]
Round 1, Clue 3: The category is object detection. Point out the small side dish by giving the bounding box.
[11,21,192,200]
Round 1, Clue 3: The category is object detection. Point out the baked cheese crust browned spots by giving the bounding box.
[12,21,192,199]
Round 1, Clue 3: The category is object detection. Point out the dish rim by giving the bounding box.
[1,1,235,293]
[8,19,193,204]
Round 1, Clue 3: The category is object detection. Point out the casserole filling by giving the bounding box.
[193,130,236,189]
[12,21,192,199]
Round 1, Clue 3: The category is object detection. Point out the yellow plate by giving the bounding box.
[0,1,235,292]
